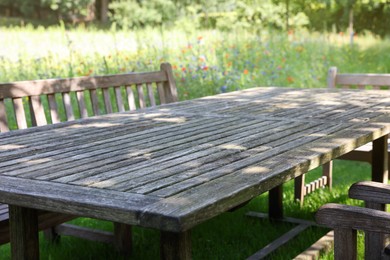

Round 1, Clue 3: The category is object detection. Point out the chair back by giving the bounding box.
[0,63,177,132]
[327,67,390,89]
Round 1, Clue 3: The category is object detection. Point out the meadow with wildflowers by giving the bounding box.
[0,25,390,259]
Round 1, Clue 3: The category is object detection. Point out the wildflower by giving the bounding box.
[227,61,232,67]
[287,76,294,83]
[243,69,249,75]
[182,67,187,72]
[220,85,228,93]
[188,44,193,49]
[202,66,209,71]
[199,55,206,62]
[172,65,178,70]
[277,66,282,70]
[225,54,229,59]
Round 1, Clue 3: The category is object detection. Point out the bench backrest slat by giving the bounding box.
[0,63,177,132]
[328,67,390,89]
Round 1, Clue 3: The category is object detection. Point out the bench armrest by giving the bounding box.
[349,181,390,204]
[315,203,390,233]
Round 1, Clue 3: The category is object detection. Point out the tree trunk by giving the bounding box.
[101,0,109,23]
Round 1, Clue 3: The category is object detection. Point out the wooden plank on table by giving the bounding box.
[9,117,271,180]
[0,175,161,228]
[0,71,168,98]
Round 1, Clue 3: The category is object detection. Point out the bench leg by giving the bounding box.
[114,223,132,256]
[160,230,191,260]
[9,205,39,260]
[322,161,333,190]
[269,185,283,219]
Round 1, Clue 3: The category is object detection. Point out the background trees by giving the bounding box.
[0,0,389,36]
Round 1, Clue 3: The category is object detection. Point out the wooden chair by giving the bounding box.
[0,63,178,253]
[295,67,390,205]
[316,181,390,259]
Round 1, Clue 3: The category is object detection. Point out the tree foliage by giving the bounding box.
[0,0,389,36]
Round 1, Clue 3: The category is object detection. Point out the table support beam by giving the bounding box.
[160,230,191,260]
[269,185,283,219]
[9,205,39,260]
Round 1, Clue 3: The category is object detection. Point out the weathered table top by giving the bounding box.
[1,87,390,232]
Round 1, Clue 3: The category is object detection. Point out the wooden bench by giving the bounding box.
[0,63,178,253]
[295,67,390,205]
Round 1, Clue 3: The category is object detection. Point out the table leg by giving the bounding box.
[160,230,191,260]
[114,223,132,256]
[365,134,389,259]
[269,185,283,219]
[9,205,39,260]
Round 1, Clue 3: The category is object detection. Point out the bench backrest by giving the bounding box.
[327,67,390,89]
[0,63,177,132]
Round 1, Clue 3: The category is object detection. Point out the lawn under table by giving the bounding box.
[0,87,390,259]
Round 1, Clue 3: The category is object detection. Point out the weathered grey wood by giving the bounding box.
[269,185,283,219]
[47,94,61,123]
[76,91,88,118]
[247,224,309,260]
[30,95,47,126]
[349,181,390,204]
[102,88,113,114]
[9,205,39,260]
[160,231,191,260]
[114,223,132,255]
[0,71,168,98]
[55,223,114,244]
[90,89,101,115]
[160,63,178,103]
[0,87,390,258]
[114,87,125,112]
[157,82,166,104]
[147,83,156,107]
[62,92,75,120]
[13,97,28,129]
[137,84,145,108]
[294,231,334,260]
[126,86,136,110]
[0,99,9,132]
[334,228,357,260]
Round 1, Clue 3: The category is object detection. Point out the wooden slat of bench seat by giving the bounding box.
[0,114,199,164]
[0,71,168,99]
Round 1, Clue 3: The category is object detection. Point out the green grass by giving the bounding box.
[0,25,389,259]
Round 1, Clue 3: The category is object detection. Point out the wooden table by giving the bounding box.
[0,87,390,259]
